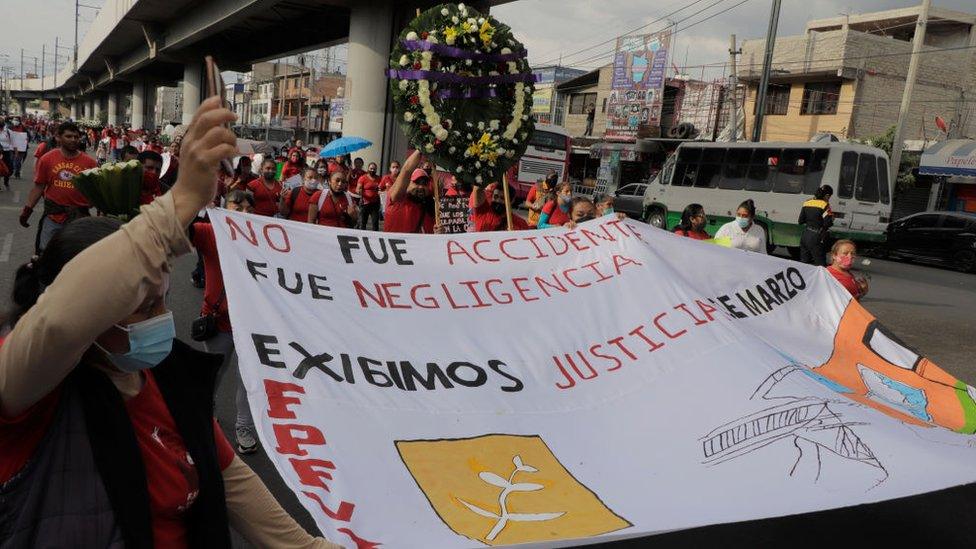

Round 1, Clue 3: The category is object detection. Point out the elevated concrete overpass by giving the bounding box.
[8,0,511,165]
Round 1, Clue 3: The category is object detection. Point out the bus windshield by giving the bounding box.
[528,130,567,151]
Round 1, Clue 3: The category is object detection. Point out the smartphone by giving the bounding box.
[204,55,235,173]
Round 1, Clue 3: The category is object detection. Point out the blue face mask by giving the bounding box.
[736,216,751,229]
[97,311,176,373]
[603,207,615,216]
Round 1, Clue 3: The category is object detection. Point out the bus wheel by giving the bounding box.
[646,209,666,229]
[953,250,976,273]
[787,246,801,260]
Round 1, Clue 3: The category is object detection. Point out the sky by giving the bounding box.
[0,0,974,81]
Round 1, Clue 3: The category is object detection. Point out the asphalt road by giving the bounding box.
[2,147,975,546]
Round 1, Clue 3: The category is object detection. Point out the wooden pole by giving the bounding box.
[502,174,514,230]
[432,169,441,227]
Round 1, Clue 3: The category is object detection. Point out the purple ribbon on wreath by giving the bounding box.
[400,39,526,62]
[387,69,536,85]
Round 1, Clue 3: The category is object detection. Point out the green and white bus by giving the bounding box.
[641,141,893,253]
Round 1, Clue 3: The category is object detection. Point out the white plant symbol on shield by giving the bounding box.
[456,454,565,541]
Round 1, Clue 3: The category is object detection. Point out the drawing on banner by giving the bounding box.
[703,301,976,486]
[396,434,630,546]
[701,363,888,488]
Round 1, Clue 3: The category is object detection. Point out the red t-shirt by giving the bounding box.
[541,200,571,227]
[0,370,235,547]
[246,178,283,217]
[192,222,230,333]
[379,174,395,191]
[348,168,365,184]
[469,195,529,232]
[281,161,304,181]
[33,141,48,159]
[311,190,352,227]
[357,174,381,204]
[828,266,862,299]
[327,161,347,176]
[284,187,318,223]
[34,149,96,223]
[674,228,710,240]
[384,190,435,233]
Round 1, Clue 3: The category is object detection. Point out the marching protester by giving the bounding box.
[281,149,305,181]
[227,156,254,192]
[537,182,574,229]
[137,150,165,205]
[309,171,358,227]
[714,199,767,254]
[383,151,436,233]
[160,140,181,190]
[524,171,558,227]
[327,155,347,176]
[673,203,710,240]
[356,161,383,231]
[827,239,869,300]
[0,119,14,188]
[0,97,337,548]
[20,122,96,252]
[122,145,140,162]
[349,157,366,184]
[564,196,597,229]
[95,138,109,165]
[247,157,284,217]
[280,167,320,222]
[469,182,530,231]
[379,160,400,217]
[192,189,261,455]
[798,184,834,266]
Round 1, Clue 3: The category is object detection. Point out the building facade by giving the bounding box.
[530,65,586,125]
[740,5,976,144]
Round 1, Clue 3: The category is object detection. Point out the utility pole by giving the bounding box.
[889,0,931,187]
[305,55,314,143]
[728,34,741,142]
[752,0,782,142]
[21,49,24,81]
[74,0,79,71]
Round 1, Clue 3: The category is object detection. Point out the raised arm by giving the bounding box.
[0,97,236,417]
[387,150,422,204]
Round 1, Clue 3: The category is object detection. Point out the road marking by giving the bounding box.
[0,206,21,211]
[0,233,13,263]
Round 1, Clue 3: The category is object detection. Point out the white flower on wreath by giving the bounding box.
[399,55,409,66]
[506,150,515,158]
[507,62,517,73]
[441,7,449,16]
[500,47,512,55]
[424,143,435,153]
[421,51,433,62]
[406,31,418,41]
[428,35,439,44]
[403,111,414,122]
[465,59,472,66]
[477,121,485,130]
[475,161,481,168]
[398,80,409,91]
[456,166,464,173]
[449,146,456,154]
[451,16,459,24]
[475,175,483,184]
[467,18,477,25]
[522,114,529,121]
[489,119,500,130]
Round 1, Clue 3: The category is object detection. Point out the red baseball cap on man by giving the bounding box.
[410,168,430,183]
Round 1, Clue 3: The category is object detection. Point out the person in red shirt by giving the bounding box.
[137,150,164,205]
[280,149,305,181]
[378,160,400,217]
[20,121,97,252]
[537,182,574,229]
[383,151,437,233]
[355,161,382,231]
[827,239,869,300]
[245,157,282,216]
[673,203,710,240]
[309,171,357,227]
[280,167,320,222]
[469,182,530,231]
[327,155,348,176]
[348,157,366,185]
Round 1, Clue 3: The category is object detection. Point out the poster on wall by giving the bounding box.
[328,99,345,133]
[606,31,671,141]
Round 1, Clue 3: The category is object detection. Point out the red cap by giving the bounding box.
[410,168,430,183]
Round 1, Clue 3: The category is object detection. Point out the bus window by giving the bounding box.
[772,149,811,194]
[745,148,778,192]
[720,148,751,190]
[855,153,879,202]
[696,148,725,188]
[839,151,857,198]
[673,147,700,187]
[876,156,891,204]
[802,149,829,195]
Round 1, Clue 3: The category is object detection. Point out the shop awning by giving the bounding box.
[919,139,976,178]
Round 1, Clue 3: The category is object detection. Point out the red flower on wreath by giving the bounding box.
[421,31,429,39]
[435,139,442,146]
[409,96,419,105]
[420,123,430,132]
[413,62,422,70]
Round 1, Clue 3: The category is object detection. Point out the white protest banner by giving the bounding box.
[10,131,28,152]
[210,210,976,548]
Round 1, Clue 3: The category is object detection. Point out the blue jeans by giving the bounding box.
[38,217,64,252]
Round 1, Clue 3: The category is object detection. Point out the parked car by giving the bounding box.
[612,182,648,219]
[882,211,976,272]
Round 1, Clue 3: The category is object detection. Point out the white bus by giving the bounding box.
[641,141,893,253]
[506,123,572,200]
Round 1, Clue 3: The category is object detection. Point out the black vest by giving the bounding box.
[0,340,232,548]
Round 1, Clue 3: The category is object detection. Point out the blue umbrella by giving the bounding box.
[318,136,372,158]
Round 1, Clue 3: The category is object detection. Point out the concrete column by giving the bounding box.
[92,96,102,121]
[70,102,78,120]
[343,0,394,166]
[18,99,28,115]
[131,81,145,130]
[146,84,158,130]
[182,63,202,124]
[107,92,118,125]
[83,99,91,119]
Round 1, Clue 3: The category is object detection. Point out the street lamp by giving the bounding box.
[74,1,101,72]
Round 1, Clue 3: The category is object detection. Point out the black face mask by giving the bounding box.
[492,202,506,214]
[546,175,558,186]
[575,215,595,224]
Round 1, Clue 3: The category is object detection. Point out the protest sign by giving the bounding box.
[438,195,470,234]
[10,131,28,152]
[211,211,976,548]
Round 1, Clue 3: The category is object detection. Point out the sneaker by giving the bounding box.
[235,425,259,455]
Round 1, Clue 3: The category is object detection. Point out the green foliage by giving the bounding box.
[72,160,144,221]
[858,125,918,192]
[389,3,535,186]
